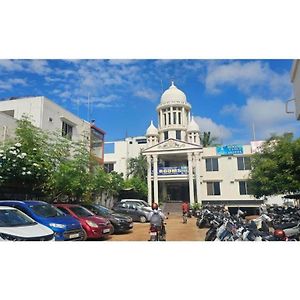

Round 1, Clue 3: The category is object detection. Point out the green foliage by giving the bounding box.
[191,202,201,210]
[249,134,300,198]
[127,153,148,181]
[123,176,148,199]
[200,131,219,147]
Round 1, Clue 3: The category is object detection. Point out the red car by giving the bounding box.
[55,204,113,240]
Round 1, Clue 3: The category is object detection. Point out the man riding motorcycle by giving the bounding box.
[148,202,166,241]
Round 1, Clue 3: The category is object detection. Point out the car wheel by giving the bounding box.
[140,216,147,223]
[110,226,115,235]
[82,229,88,241]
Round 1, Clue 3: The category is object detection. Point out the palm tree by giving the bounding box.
[200,131,219,147]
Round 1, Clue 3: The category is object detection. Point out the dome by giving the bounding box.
[146,121,158,136]
[187,117,200,132]
[160,82,187,104]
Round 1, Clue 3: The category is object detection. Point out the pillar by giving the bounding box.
[153,155,159,203]
[147,155,152,205]
[188,152,195,205]
[194,152,202,206]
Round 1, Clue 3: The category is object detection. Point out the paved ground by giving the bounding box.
[107,213,207,241]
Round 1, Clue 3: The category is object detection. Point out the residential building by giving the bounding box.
[0,111,17,144]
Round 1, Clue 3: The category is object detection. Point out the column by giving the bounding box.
[187,152,195,205]
[194,152,202,206]
[170,106,174,125]
[153,155,159,203]
[159,110,163,129]
[147,155,152,205]
[182,107,185,126]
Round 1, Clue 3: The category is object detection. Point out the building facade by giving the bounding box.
[0,96,105,163]
[104,136,147,177]
[0,112,18,144]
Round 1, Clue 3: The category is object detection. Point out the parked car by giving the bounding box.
[0,206,54,241]
[0,200,84,241]
[112,202,150,223]
[55,204,113,240]
[120,199,151,209]
[81,203,133,234]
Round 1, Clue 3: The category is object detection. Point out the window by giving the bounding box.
[178,112,181,124]
[239,181,251,195]
[205,158,219,171]
[62,121,73,140]
[176,130,181,140]
[57,207,70,215]
[207,182,221,195]
[168,112,171,124]
[104,163,114,173]
[173,112,177,124]
[237,156,251,170]
[164,131,168,140]
[136,138,147,144]
[164,114,167,126]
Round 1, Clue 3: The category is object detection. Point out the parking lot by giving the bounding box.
[108,213,207,241]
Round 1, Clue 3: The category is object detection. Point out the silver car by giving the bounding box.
[0,206,54,241]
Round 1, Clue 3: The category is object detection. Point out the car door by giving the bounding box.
[127,204,140,221]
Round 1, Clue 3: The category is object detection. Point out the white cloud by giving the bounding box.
[194,116,232,142]
[205,61,291,97]
[0,78,27,90]
[134,88,158,101]
[25,60,51,75]
[222,97,298,140]
[0,60,24,72]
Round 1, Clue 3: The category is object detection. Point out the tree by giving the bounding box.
[123,176,148,199]
[249,133,300,198]
[200,131,219,147]
[127,153,148,181]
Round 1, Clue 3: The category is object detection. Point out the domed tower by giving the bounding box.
[146,120,159,147]
[187,116,201,144]
[156,82,191,142]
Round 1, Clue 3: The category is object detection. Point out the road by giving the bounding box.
[108,213,207,241]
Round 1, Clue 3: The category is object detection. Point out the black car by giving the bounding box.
[112,202,149,223]
[81,203,133,234]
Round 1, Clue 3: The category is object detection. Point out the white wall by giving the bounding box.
[200,145,253,202]
[0,96,90,143]
[104,136,147,177]
[0,112,18,143]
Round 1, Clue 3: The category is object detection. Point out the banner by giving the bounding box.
[157,166,188,175]
[216,145,243,155]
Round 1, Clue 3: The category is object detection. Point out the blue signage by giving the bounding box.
[157,166,188,175]
[216,145,244,155]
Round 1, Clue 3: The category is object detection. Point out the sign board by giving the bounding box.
[216,145,243,156]
[157,166,188,175]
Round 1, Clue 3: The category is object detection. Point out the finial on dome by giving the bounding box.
[171,80,174,86]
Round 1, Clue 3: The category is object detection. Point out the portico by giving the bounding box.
[143,139,203,205]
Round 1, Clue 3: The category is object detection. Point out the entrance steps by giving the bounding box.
[162,201,182,214]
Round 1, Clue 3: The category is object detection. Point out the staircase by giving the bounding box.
[162,201,182,215]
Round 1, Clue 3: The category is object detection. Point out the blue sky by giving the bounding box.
[0,59,299,144]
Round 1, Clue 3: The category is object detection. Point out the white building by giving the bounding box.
[104,136,147,177]
[291,59,300,120]
[0,96,105,164]
[104,82,265,209]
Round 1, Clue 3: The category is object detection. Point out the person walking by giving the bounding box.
[182,201,189,223]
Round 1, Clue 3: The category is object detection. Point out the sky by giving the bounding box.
[0,59,299,145]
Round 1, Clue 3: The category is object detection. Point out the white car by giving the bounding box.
[0,206,54,241]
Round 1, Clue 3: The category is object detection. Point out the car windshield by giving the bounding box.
[95,205,113,215]
[69,206,94,218]
[30,204,65,218]
[0,209,37,227]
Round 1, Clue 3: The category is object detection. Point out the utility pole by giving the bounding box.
[252,122,256,141]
